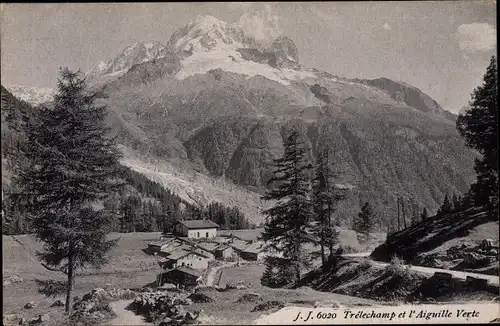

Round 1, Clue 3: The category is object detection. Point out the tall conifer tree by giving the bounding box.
[457,56,498,211]
[18,69,123,313]
[312,146,346,267]
[261,130,313,286]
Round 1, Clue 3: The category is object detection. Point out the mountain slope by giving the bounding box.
[370,207,498,275]
[81,15,477,227]
[7,14,478,228]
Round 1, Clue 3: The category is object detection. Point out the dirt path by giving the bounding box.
[206,262,237,287]
[106,300,150,326]
[344,253,499,285]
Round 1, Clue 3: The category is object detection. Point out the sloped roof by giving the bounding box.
[159,241,185,254]
[164,247,210,261]
[230,239,250,251]
[166,248,191,260]
[197,242,220,252]
[242,241,266,254]
[176,220,220,229]
[215,244,232,251]
[174,266,202,278]
[149,240,168,247]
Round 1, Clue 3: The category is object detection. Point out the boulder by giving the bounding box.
[185,311,198,321]
[3,275,23,286]
[463,252,490,267]
[195,286,217,293]
[236,293,262,303]
[39,314,50,322]
[24,301,37,309]
[170,305,186,319]
[466,276,488,290]
[433,272,452,280]
[225,282,238,290]
[173,298,192,306]
[50,299,65,307]
[187,293,214,303]
[3,314,20,325]
[252,300,285,312]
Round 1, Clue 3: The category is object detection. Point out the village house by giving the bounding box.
[229,238,268,261]
[213,244,234,260]
[157,266,202,288]
[158,248,210,270]
[146,240,168,255]
[173,237,216,260]
[238,240,267,261]
[174,220,220,239]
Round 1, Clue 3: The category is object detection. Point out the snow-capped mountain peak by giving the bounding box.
[7,85,56,106]
[86,15,315,87]
[166,14,258,55]
[165,15,315,85]
[86,40,168,80]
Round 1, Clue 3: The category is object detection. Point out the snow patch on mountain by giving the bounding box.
[169,15,316,85]
[7,85,56,106]
[175,41,316,85]
[86,41,168,80]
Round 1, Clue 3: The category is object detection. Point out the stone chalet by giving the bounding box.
[174,220,220,239]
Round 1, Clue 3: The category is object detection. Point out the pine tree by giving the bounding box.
[420,207,429,221]
[440,193,452,215]
[17,69,123,313]
[457,56,498,211]
[354,202,376,241]
[312,146,346,267]
[261,130,313,286]
[452,193,460,212]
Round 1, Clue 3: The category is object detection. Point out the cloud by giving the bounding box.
[382,22,391,31]
[236,4,281,46]
[456,23,496,53]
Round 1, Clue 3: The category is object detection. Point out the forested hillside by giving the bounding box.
[1,85,252,235]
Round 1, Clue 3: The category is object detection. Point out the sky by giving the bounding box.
[0,2,496,113]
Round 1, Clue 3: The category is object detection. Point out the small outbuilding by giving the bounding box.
[157,266,202,288]
[213,244,234,260]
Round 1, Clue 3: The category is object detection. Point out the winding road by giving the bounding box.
[342,252,499,286]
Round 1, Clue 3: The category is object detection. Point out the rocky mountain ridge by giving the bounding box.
[3,15,477,227]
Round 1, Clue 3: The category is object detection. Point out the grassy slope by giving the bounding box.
[2,228,386,322]
[370,207,499,264]
[298,258,497,304]
[2,233,163,318]
[192,263,378,325]
[3,230,383,325]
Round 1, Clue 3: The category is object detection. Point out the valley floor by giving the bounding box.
[3,230,496,325]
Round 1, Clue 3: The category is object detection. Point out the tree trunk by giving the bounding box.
[295,264,301,286]
[402,199,407,229]
[65,254,74,314]
[320,220,325,267]
[327,202,333,257]
[397,197,400,231]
